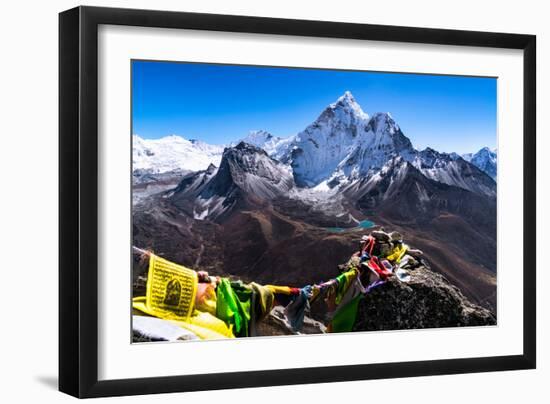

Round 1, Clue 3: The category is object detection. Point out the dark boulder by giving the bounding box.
[353,266,496,332]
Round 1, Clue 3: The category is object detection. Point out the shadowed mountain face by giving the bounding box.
[133,91,497,312]
[169,142,295,222]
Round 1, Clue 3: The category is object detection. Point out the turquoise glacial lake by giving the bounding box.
[326,219,375,233]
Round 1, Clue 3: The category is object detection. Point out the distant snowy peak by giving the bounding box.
[132,134,224,174]
[236,129,294,160]
[189,138,223,154]
[464,147,497,180]
[462,146,496,161]
[240,130,277,147]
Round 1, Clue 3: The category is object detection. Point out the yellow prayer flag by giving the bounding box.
[144,254,198,321]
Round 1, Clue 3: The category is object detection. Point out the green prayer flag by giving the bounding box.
[216,279,252,337]
[331,295,364,333]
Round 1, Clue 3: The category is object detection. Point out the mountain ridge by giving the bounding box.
[133,91,496,198]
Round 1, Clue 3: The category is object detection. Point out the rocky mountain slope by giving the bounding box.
[169,142,295,221]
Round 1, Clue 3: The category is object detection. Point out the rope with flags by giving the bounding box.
[132,231,424,341]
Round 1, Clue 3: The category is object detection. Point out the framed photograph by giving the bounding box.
[59,6,536,398]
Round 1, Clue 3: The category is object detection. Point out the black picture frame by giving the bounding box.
[59,5,536,398]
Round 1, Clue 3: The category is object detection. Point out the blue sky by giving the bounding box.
[132,60,496,154]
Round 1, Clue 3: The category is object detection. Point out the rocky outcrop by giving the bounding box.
[352,266,496,331]
[256,264,496,336]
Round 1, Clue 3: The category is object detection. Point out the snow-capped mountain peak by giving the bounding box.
[332,90,354,104]
[289,91,371,187]
[328,91,369,121]
[318,90,369,126]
